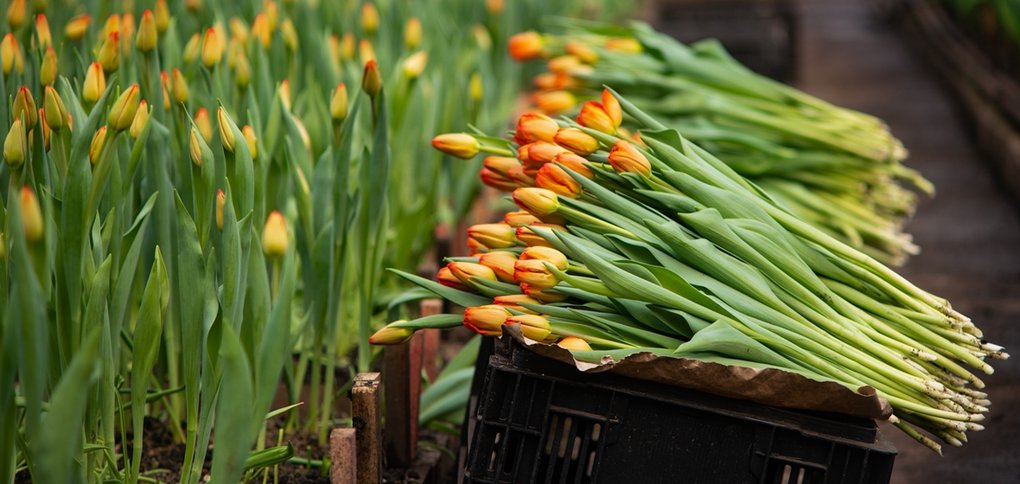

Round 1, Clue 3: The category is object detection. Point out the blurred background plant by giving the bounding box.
[0,0,637,482]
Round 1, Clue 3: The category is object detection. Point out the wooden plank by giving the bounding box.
[351,372,382,484]
[329,428,357,484]
[383,333,423,467]
[420,299,443,382]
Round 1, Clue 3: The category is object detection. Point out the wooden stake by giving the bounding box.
[329,428,357,484]
[384,334,423,467]
[352,372,382,484]
[420,299,443,382]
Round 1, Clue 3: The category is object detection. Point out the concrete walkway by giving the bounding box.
[797,1,1020,482]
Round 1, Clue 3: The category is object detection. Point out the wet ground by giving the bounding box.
[797,1,1020,482]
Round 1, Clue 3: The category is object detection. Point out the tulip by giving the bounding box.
[83,62,106,103]
[129,100,151,139]
[553,128,599,156]
[331,83,348,122]
[201,28,224,68]
[478,251,518,283]
[229,17,250,44]
[1,34,19,75]
[193,108,212,142]
[277,80,292,110]
[242,125,257,159]
[251,14,271,48]
[39,47,56,85]
[513,259,559,289]
[98,31,120,73]
[519,141,567,167]
[448,261,497,286]
[532,90,576,115]
[89,126,108,165]
[234,51,251,88]
[437,266,468,290]
[185,0,202,13]
[483,156,523,178]
[13,87,37,129]
[432,133,479,159]
[605,37,642,53]
[262,211,289,257]
[520,246,568,268]
[108,84,140,131]
[136,10,157,53]
[217,107,236,152]
[469,72,483,103]
[514,112,558,145]
[513,187,559,217]
[520,283,567,302]
[467,223,517,249]
[505,314,551,341]
[64,14,91,41]
[402,51,427,79]
[188,128,204,167]
[154,0,170,33]
[19,186,43,242]
[508,31,543,61]
[369,325,414,345]
[466,237,487,255]
[34,14,51,50]
[503,210,542,227]
[3,119,27,169]
[119,14,135,54]
[183,33,200,64]
[340,32,356,60]
[608,140,651,175]
[362,59,382,98]
[39,109,49,149]
[101,14,120,39]
[361,40,376,63]
[486,0,505,14]
[601,89,623,128]
[515,224,563,248]
[263,0,279,31]
[404,18,422,49]
[557,336,592,352]
[214,188,228,231]
[554,152,594,179]
[535,163,581,198]
[360,3,379,35]
[281,19,298,51]
[463,305,510,337]
[160,71,171,110]
[7,0,26,30]
[493,294,541,314]
[479,168,519,192]
[577,101,615,134]
[566,41,598,64]
[548,55,582,74]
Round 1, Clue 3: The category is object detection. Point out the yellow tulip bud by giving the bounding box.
[160,71,171,110]
[485,0,504,15]
[229,17,249,44]
[557,336,592,352]
[101,14,120,39]
[359,39,375,64]
[512,187,560,218]
[64,14,91,41]
[1,34,19,75]
[340,32,355,60]
[437,266,468,290]
[233,51,251,88]
[360,3,378,35]
[34,14,51,50]
[506,314,551,341]
[509,31,544,61]
[566,41,598,64]
[98,31,120,73]
[185,0,202,13]
[467,223,517,250]
[478,251,518,283]
[200,27,223,68]
[431,133,478,159]
[470,72,483,103]
[448,261,496,285]
[251,13,271,49]
[12,86,37,129]
[262,211,289,257]
[463,305,510,337]
[493,294,542,314]
[108,83,140,131]
[242,125,257,159]
[277,80,291,110]
[402,51,427,79]
[263,0,279,32]
[369,324,414,345]
[120,13,135,55]
[280,19,297,51]
[183,33,200,64]
[472,24,492,52]
[39,108,49,149]
[129,100,150,139]
[520,283,567,302]
[513,259,559,290]
[553,127,599,156]
[503,210,542,228]
[532,91,576,115]
[215,189,226,230]
[188,128,203,167]
[330,82,348,122]
[83,62,106,104]
[39,47,56,85]
[19,186,44,242]
[513,112,558,145]
[535,164,581,198]
[217,107,236,152]
[193,107,212,142]
[89,125,108,165]
[155,0,170,34]
[171,68,189,103]
[607,139,651,175]
[7,0,26,30]
[4,118,27,169]
[404,18,422,49]
[136,9,158,53]
[362,59,381,98]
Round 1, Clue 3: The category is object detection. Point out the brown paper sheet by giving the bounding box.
[504,326,892,420]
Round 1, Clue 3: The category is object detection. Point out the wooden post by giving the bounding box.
[329,428,357,484]
[420,299,443,382]
[383,334,423,467]
[352,373,382,484]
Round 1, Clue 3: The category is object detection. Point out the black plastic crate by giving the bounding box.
[462,337,895,484]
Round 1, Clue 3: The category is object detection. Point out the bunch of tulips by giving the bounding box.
[373,88,1008,455]
[503,20,932,266]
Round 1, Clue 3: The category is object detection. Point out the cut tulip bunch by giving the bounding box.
[374,88,1008,454]
[506,21,932,266]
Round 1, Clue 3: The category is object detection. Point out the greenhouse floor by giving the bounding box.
[798,1,1020,482]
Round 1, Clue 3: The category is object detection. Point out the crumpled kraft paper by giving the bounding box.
[503,325,893,420]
